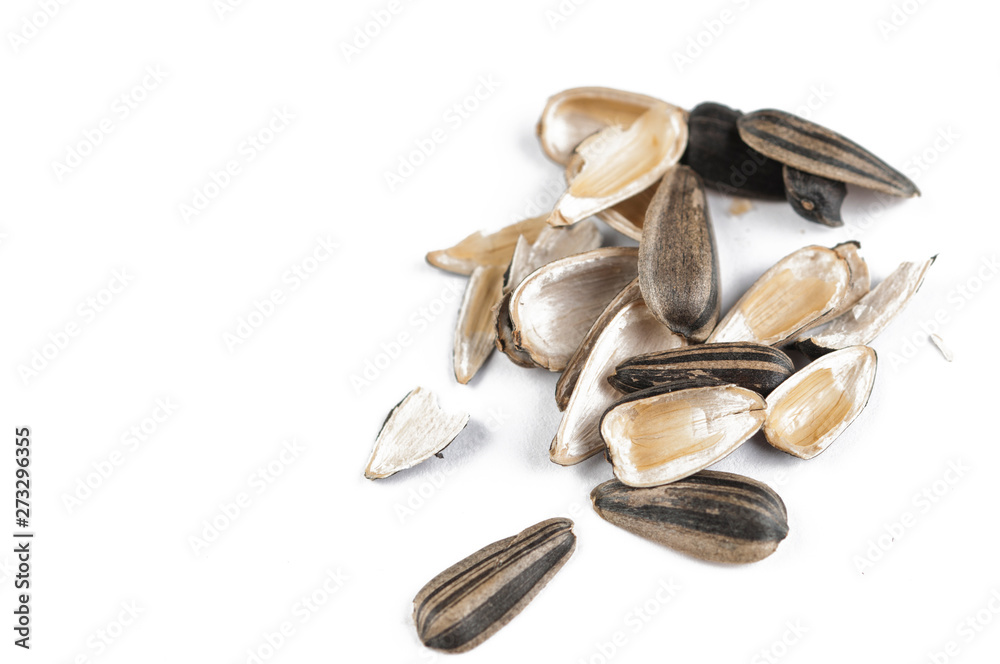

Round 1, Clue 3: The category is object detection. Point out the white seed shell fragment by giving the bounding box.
[551,284,687,465]
[426,215,548,275]
[796,257,934,356]
[509,247,639,371]
[602,385,766,487]
[536,87,670,165]
[564,153,657,240]
[707,243,861,346]
[364,387,470,479]
[504,222,603,295]
[547,103,688,228]
[454,265,505,384]
[763,345,877,459]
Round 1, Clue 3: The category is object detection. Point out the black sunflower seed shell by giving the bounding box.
[609,342,794,396]
[681,102,786,199]
[738,109,919,198]
[783,165,847,227]
[413,518,575,653]
[590,471,788,564]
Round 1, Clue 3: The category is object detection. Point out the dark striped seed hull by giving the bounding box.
[413,518,575,653]
[610,342,793,396]
[738,109,919,198]
[591,472,788,564]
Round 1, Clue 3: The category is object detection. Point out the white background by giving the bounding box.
[3,0,1000,662]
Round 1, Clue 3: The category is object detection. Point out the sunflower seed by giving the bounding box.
[453,265,505,384]
[602,384,766,487]
[783,165,847,227]
[707,242,868,346]
[548,103,687,227]
[426,215,548,275]
[413,518,576,653]
[681,102,785,199]
[796,256,935,357]
[609,342,794,396]
[591,471,788,563]
[508,247,639,371]
[536,86,672,165]
[763,345,877,459]
[551,280,686,465]
[738,108,919,198]
[364,387,470,479]
[639,165,720,342]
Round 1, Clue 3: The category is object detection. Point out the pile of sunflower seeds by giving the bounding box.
[364,87,935,653]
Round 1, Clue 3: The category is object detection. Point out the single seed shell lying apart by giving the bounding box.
[453,265,505,384]
[796,256,935,357]
[609,342,794,397]
[738,109,920,198]
[535,86,671,165]
[564,153,657,240]
[591,472,788,563]
[364,387,470,479]
[504,221,602,295]
[509,247,639,371]
[707,242,867,346]
[426,215,547,275]
[680,102,786,199]
[551,282,686,465]
[602,384,766,487]
[548,103,688,228]
[639,165,720,342]
[763,345,877,459]
[413,518,576,653]
[783,165,847,227]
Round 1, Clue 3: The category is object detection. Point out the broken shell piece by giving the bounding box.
[536,86,670,165]
[602,384,766,487]
[413,518,576,653]
[707,243,863,346]
[509,247,639,371]
[548,103,688,228]
[494,291,541,368]
[551,282,686,465]
[639,165,720,342]
[564,152,657,240]
[364,387,470,479]
[591,472,788,564]
[783,165,847,227]
[796,257,935,357]
[556,279,644,412]
[763,345,877,459]
[454,265,505,384]
[504,221,602,295]
[426,215,547,275]
[610,342,794,397]
[738,109,919,198]
[681,102,786,199]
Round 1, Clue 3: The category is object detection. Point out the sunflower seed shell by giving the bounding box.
[639,165,720,342]
[610,342,793,396]
[738,108,919,198]
[591,471,788,563]
[413,518,576,653]
[783,165,847,227]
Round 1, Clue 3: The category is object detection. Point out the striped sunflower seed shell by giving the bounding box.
[413,518,576,653]
[609,342,793,397]
[737,109,919,198]
[591,471,788,563]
